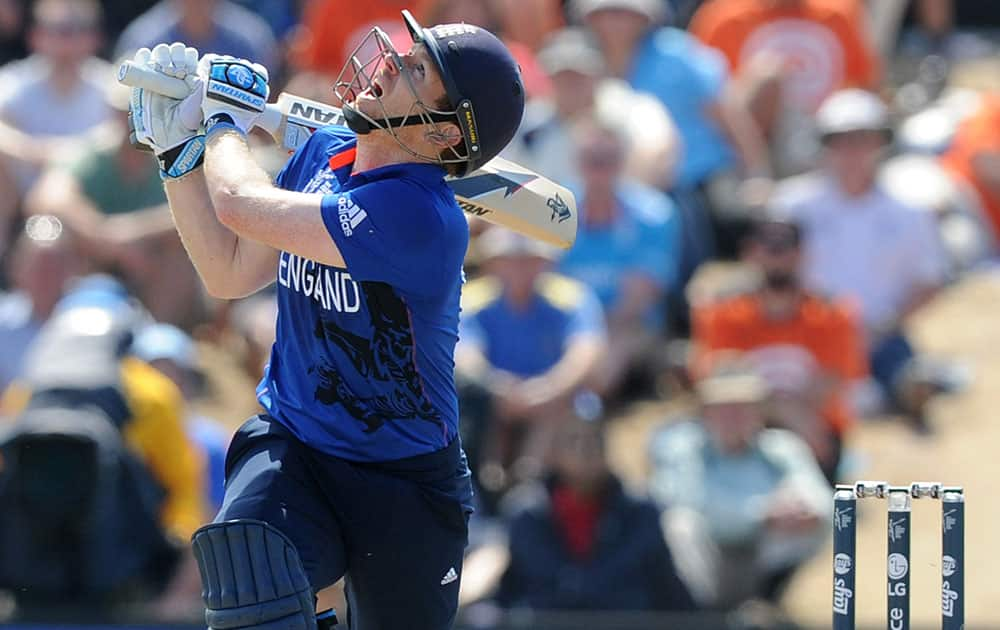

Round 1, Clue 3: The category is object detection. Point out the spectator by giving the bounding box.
[689,0,881,111]
[25,78,206,329]
[503,26,681,191]
[940,93,1000,245]
[0,215,80,392]
[689,0,882,177]
[423,0,551,98]
[492,0,565,52]
[0,0,116,198]
[0,0,27,65]
[457,227,606,512]
[573,0,770,257]
[288,0,431,77]
[114,0,279,77]
[555,114,681,399]
[896,0,995,84]
[773,89,951,429]
[132,322,229,514]
[0,276,206,620]
[651,364,830,609]
[496,408,696,612]
[691,219,868,483]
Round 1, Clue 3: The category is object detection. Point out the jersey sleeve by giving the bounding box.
[320,179,464,297]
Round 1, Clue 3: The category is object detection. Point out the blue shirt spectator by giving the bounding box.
[628,27,736,188]
[557,181,680,327]
[114,0,278,72]
[459,272,606,378]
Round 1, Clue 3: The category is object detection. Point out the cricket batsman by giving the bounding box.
[127,10,525,629]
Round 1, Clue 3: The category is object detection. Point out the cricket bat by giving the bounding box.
[118,61,577,249]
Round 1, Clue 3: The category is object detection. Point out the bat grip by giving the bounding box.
[117,60,191,99]
[117,60,283,138]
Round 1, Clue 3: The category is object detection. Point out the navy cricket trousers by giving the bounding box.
[214,414,473,630]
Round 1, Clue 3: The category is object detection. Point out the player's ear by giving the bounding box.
[425,122,463,149]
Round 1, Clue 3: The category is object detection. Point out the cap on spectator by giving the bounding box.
[696,366,769,406]
[537,28,605,77]
[815,88,893,141]
[477,226,559,261]
[571,0,668,23]
[133,323,198,372]
[749,218,801,250]
[55,274,131,315]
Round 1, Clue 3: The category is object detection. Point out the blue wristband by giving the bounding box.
[205,113,245,138]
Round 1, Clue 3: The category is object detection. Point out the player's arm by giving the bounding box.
[201,128,346,269]
[128,44,279,299]
[164,170,279,299]
[195,53,347,269]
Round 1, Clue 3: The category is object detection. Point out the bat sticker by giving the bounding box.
[447,170,537,199]
[547,194,572,223]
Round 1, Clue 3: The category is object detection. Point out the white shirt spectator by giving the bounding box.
[0,55,112,135]
[503,78,681,190]
[0,55,114,190]
[773,174,949,331]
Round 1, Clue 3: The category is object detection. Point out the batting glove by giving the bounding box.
[198,54,270,136]
[129,42,206,179]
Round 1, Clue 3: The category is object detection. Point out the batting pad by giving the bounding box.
[192,519,317,630]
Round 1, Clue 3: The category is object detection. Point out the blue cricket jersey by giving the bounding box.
[257,125,469,462]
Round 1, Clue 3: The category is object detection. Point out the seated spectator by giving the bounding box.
[503,26,681,191]
[288,0,431,77]
[0,276,206,620]
[0,0,26,65]
[555,114,681,398]
[25,79,206,329]
[689,0,881,176]
[0,216,80,393]
[896,0,995,89]
[457,227,606,512]
[773,89,952,429]
[114,0,278,77]
[650,364,830,609]
[691,219,868,483]
[132,323,228,513]
[423,0,551,99]
[0,0,116,209]
[574,0,770,256]
[497,408,696,612]
[941,93,1000,245]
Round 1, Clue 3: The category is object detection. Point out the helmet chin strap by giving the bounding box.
[343,104,456,135]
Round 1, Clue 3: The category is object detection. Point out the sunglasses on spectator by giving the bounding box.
[37,20,95,36]
[580,151,621,168]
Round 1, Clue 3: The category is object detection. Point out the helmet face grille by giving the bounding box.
[332,26,470,168]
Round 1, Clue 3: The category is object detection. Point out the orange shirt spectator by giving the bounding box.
[689,0,881,111]
[288,1,432,76]
[940,94,1000,242]
[693,292,867,435]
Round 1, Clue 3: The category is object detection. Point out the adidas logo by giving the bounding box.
[440,567,458,586]
[336,196,367,236]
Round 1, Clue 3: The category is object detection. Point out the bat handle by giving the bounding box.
[117,59,283,138]
[117,60,191,99]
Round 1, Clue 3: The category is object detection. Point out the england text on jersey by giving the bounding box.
[278,251,361,313]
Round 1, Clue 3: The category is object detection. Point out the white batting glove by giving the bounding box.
[198,54,270,136]
[129,42,206,179]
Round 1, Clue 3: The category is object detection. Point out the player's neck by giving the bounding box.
[352,132,437,174]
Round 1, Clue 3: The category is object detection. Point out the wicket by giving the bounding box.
[833,481,964,630]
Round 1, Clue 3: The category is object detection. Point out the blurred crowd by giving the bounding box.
[0,0,998,627]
